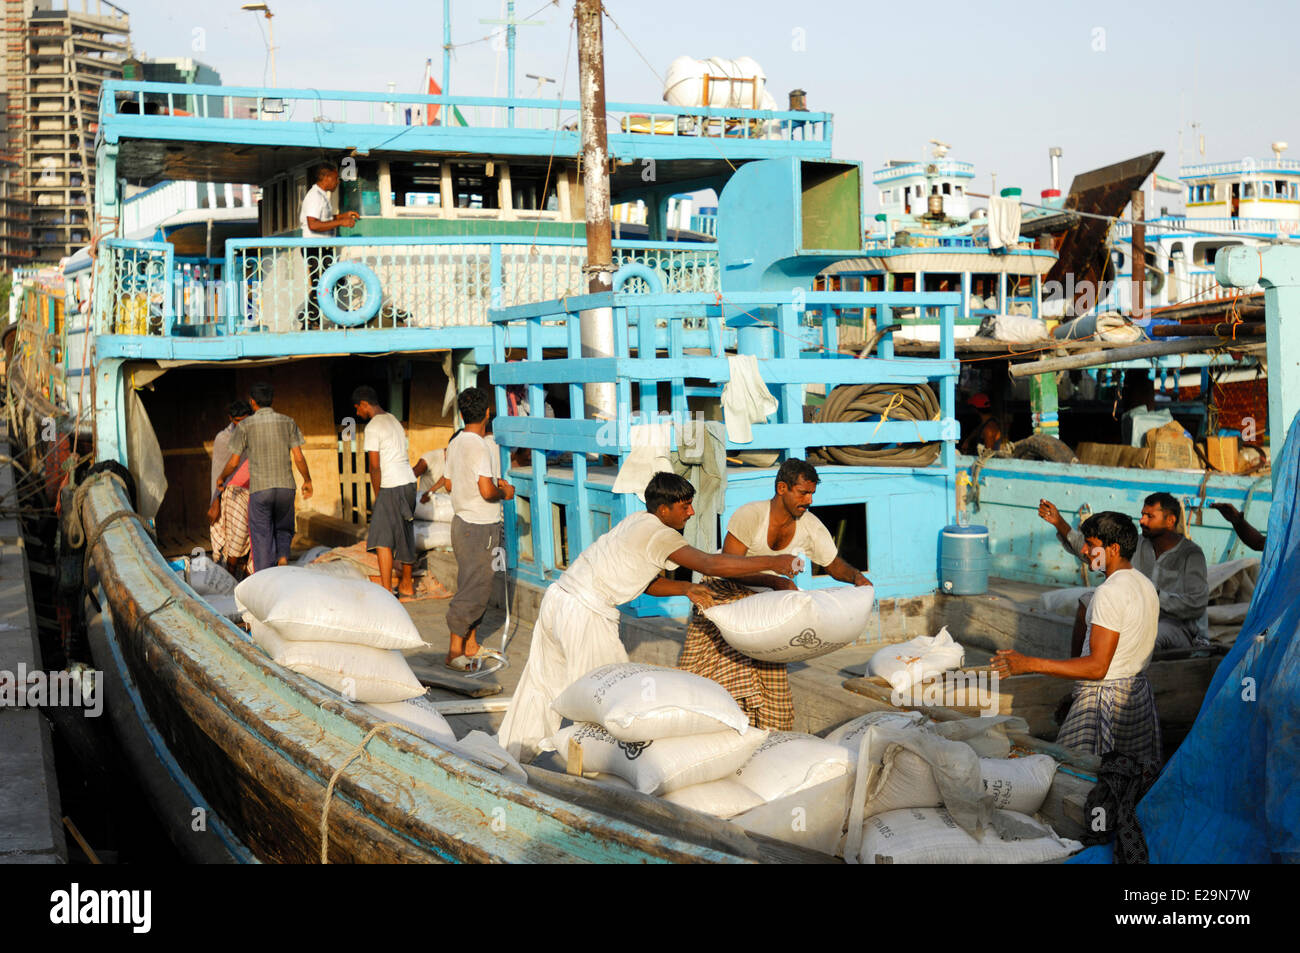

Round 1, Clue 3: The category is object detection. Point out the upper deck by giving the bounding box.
[98,81,833,199]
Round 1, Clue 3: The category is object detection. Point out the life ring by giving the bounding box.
[317,261,382,327]
[612,262,665,294]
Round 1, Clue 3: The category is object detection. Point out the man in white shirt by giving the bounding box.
[674,458,870,730]
[444,388,514,670]
[299,163,359,327]
[994,511,1162,765]
[496,471,800,762]
[352,386,418,599]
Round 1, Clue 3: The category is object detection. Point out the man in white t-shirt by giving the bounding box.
[353,386,418,599]
[299,163,359,327]
[443,388,514,671]
[993,511,1162,765]
[497,471,800,761]
[675,458,871,730]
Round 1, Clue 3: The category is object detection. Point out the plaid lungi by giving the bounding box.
[1056,673,1162,767]
[210,485,251,570]
[677,578,794,731]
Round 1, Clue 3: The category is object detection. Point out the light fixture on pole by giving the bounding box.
[525,73,556,128]
[241,3,277,86]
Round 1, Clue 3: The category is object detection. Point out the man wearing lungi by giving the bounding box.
[352,385,418,599]
[208,400,253,576]
[674,459,871,730]
[443,387,513,670]
[216,382,313,572]
[993,511,1162,765]
[496,472,799,762]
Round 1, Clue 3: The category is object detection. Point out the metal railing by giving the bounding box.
[94,234,720,335]
[1112,217,1299,238]
[871,160,975,184]
[100,81,830,142]
[1180,158,1300,177]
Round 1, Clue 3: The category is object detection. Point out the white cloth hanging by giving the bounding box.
[612,421,674,499]
[721,354,778,443]
[987,196,1022,251]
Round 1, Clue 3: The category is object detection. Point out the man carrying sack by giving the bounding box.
[675,459,870,730]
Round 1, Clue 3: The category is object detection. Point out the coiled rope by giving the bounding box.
[810,384,942,467]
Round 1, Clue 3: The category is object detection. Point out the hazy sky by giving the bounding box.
[124,0,1296,212]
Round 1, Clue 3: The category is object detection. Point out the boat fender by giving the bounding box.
[611,262,665,294]
[317,261,383,326]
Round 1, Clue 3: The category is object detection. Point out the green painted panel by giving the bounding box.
[800,162,860,252]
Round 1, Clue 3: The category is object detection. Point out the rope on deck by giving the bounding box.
[319,721,400,864]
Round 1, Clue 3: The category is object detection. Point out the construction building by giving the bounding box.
[1,0,130,264]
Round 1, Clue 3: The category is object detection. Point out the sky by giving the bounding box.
[123,0,1298,213]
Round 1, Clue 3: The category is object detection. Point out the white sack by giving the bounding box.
[731,773,854,856]
[414,519,453,552]
[235,566,423,650]
[542,722,766,796]
[860,807,1082,864]
[704,584,876,663]
[662,779,764,819]
[826,710,927,761]
[414,492,454,523]
[863,746,1058,818]
[362,695,456,746]
[187,558,236,596]
[734,731,853,803]
[552,662,748,742]
[992,313,1048,344]
[247,618,425,704]
[866,627,964,695]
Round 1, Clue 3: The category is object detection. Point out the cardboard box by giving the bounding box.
[1145,420,1198,470]
[1077,442,1151,469]
[1206,435,1239,473]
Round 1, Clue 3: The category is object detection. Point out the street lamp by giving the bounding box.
[241,2,277,87]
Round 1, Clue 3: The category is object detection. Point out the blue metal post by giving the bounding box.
[442,0,451,96]
[507,0,516,129]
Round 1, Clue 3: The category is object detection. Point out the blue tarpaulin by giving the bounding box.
[1131,410,1300,862]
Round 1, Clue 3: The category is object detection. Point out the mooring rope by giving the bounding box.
[319,722,400,864]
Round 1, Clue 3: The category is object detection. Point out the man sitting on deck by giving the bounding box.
[993,511,1162,766]
[496,472,799,762]
[674,459,871,730]
[1039,491,1209,650]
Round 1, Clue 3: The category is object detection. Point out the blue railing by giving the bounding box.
[99,81,832,146]
[486,290,961,605]
[94,234,720,337]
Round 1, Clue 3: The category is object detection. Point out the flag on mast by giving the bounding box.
[424,58,442,126]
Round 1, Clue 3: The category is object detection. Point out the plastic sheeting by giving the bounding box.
[1125,410,1300,862]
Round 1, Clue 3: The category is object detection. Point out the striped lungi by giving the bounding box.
[210,485,251,570]
[1056,673,1162,767]
[677,578,794,731]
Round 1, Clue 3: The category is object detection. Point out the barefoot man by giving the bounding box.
[352,385,418,599]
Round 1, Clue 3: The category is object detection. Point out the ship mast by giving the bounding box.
[576,0,616,420]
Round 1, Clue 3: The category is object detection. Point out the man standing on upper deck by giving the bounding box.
[672,458,871,730]
[216,382,313,572]
[496,472,801,762]
[352,386,419,600]
[1039,491,1209,650]
[993,511,1162,766]
[299,162,360,327]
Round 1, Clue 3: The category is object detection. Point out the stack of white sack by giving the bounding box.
[183,556,242,621]
[725,731,857,855]
[236,566,426,704]
[542,663,766,810]
[866,626,965,696]
[834,713,1081,863]
[413,490,455,552]
[703,584,875,662]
